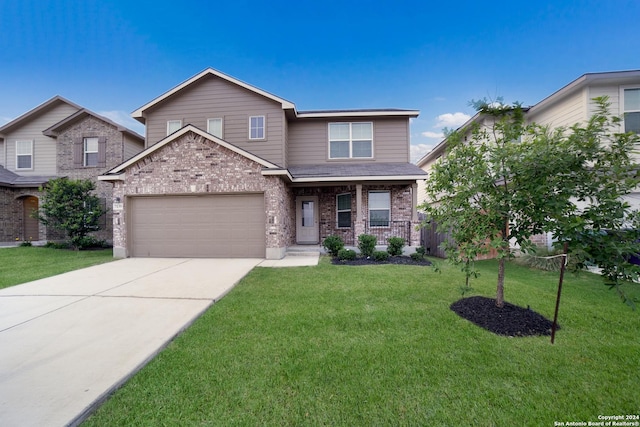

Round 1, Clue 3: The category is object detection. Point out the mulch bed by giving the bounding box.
[450,296,558,337]
[331,256,432,266]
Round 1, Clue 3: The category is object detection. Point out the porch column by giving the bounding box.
[354,184,365,241]
[411,182,418,222]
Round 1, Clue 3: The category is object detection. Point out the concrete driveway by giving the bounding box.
[0,257,262,427]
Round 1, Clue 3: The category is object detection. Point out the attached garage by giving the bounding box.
[129,194,266,258]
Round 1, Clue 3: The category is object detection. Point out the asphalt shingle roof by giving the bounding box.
[287,162,427,179]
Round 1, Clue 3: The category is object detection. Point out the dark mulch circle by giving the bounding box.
[450,296,558,337]
[331,256,432,266]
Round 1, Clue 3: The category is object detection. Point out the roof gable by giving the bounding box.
[42,109,144,141]
[0,96,82,136]
[131,68,296,123]
[100,125,279,179]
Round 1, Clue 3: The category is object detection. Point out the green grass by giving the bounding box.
[0,246,114,289]
[84,257,640,426]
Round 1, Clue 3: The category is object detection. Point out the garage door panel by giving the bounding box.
[130,195,265,258]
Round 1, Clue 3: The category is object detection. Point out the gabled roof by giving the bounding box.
[99,125,280,181]
[0,165,53,188]
[0,96,82,136]
[131,68,297,123]
[42,109,144,141]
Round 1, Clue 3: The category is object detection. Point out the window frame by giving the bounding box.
[621,86,640,134]
[83,136,99,167]
[167,120,182,135]
[368,190,390,228]
[207,118,224,138]
[336,193,352,228]
[15,140,33,170]
[249,115,266,140]
[328,122,374,160]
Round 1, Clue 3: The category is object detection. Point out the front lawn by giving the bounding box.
[0,246,114,289]
[84,257,640,426]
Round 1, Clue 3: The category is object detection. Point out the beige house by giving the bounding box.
[0,96,144,243]
[416,70,640,252]
[100,68,426,259]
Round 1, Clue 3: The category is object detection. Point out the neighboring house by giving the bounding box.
[416,69,640,252]
[99,68,426,259]
[0,96,144,243]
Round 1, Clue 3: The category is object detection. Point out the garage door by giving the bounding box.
[129,194,265,258]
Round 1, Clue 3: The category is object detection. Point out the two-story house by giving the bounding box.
[99,68,426,259]
[0,96,144,243]
[416,69,640,253]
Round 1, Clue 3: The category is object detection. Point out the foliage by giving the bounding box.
[19,241,33,247]
[386,237,405,256]
[414,246,426,256]
[37,178,106,249]
[357,234,377,257]
[373,250,390,262]
[410,252,424,262]
[420,96,640,308]
[322,235,345,257]
[337,248,357,261]
[73,236,110,250]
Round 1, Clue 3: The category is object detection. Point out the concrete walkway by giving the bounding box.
[0,257,273,427]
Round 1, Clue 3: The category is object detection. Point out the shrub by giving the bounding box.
[358,234,377,257]
[410,252,424,262]
[373,250,390,262]
[44,241,71,249]
[387,237,405,256]
[72,236,109,250]
[337,248,357,261]
[322,235,345,257]
[19,241,33,247]
[415,246,426,256]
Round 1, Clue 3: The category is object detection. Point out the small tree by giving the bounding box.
[38,178,105,249]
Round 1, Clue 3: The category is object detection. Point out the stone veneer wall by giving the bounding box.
[55,115,131,243]
[111,131,294,258]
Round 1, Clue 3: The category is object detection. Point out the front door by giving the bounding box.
[296,196,319,244]
[23,196,39,241]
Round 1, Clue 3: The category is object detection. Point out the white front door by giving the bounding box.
[296,196,319,244]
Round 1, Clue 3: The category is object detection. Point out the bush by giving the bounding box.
[387,237,405,256]
[19,241,33,247]
[337,248,357,261]
[415,246,426,256]
[71,236,109,250]
[44,241,71,249]
[322,235,345,257]
[373,250,390,262]
[358,234,377,258]
[410,252,424,261]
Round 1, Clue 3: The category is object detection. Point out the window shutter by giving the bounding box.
[97,136,107,167]
[73,138,83,167]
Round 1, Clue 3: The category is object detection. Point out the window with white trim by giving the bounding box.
[329,122,373,159]
[16,140,33,170]
[623,88,640,133]
[167,120,182,135]
[336,193,352,228]
[369,191,390,227]
[207,118,223,138]
[84,137,99,167]
[249,116,265,140]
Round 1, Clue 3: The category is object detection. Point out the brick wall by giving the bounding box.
[112,131,293,257]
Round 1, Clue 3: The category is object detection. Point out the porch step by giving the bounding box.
[286,245,323,256]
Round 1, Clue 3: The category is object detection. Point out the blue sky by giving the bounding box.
[1,0,638,162]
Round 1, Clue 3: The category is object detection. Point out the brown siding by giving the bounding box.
[4,102,80,175]
[144,75,286,166]
[287,117,411,165]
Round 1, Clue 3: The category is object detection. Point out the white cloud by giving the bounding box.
[98,110,145,136]
[434,112,471,129]
[411,143,433,164]
[421,131,444,139]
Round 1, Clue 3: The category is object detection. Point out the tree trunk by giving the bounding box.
[496,256,505,308]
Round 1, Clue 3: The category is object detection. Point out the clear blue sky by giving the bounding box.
[1,0,638,162]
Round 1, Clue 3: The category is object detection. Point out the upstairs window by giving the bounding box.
[369,191,390,227]
[328,122,373,159]
[249,116,265,140]
[167,120,182,135]
[623,88,640,133]
[207,118,223,138]
[16,140,33,170]
[84,137,99,167]
[336,193,352,228]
